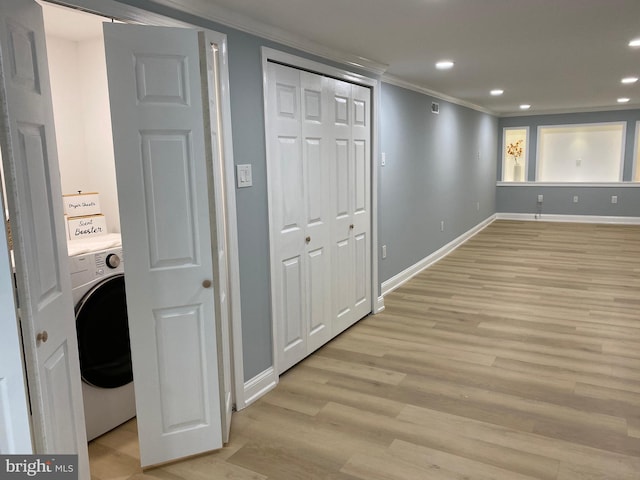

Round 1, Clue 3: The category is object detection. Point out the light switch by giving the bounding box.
[236,164,252,188]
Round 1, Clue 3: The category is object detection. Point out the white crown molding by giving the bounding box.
[496,213,640,225]
[145,0,388,75]
[381,215,496,297]
[499,104,640,117]
[382,74,496,116]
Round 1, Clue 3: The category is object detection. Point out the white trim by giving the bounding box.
[496,212,640,225]
[91,0,389,75]
[262,48,380,378]
[381,215,496,297]
[535,121,627,183]
[45,0,245,407]
[500,103,640,117]
[375,296,386,313]
[243,367,277,407]
[382,75,494,115]
[633,121,640,182]
[501,126,529,182]
[496,182,640,187]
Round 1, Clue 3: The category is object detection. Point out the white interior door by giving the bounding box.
[267,62,370,374]
[267,62,308,373]
[200,33,233,443]
[332,81,372,335]
[0,0,89,475]
[104,23,223,467]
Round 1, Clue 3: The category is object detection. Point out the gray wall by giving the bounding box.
[119,1,500,379]
[379,84,498,283]
[497,110,640,217]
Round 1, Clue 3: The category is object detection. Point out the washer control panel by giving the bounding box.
[69,248,124,289]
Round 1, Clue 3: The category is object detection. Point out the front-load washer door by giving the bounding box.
[76,274,133,388]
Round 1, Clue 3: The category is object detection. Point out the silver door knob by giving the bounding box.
[37,331,48,344]
[305,236,311,244]
[202,279,212,289]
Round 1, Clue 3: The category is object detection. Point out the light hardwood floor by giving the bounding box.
[89,220,640,479]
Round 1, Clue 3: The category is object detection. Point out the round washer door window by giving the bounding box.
[76,274,133,388]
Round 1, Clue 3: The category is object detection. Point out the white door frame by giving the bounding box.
[261,47,382,379]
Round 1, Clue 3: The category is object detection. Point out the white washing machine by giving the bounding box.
[69,237,136,441]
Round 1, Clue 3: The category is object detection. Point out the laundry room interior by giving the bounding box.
[42,0,137,448]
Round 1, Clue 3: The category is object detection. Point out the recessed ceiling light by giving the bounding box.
[490,89,504,96]
[435,60,454,70]
[519,104,531,110]
[617,97,630,103]
[621,76,638,84]
[629,38,640,47]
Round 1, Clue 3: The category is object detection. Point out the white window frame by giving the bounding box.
[501,126,529,182]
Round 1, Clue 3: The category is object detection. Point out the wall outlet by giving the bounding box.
[440,220,445,232]
[537,194,544,203]
[381,152,386,166]
[381,245,387,259]
[573,195,579,203]
[611,195,618,204]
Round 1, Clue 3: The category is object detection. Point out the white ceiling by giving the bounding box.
[40,0,640,116]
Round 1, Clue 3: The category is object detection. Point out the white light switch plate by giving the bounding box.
[236,164,252,188]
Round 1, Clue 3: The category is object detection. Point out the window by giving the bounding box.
[502,127,528,182]
[537,122,625,182]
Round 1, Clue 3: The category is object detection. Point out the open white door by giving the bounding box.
[200,33,233,443]
[104,23,224,467]
[0,0,88,475]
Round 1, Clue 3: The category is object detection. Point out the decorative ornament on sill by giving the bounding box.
[506,139,524,165]
[507,139,524,181]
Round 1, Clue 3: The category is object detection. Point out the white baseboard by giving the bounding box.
[496,213,640,225]
[242,367,277,409]
[381,215,496,297]
[374,296,385,313]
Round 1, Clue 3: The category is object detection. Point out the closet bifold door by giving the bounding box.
[267,62,371,374]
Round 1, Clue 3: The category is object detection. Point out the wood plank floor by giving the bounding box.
[89,220,640,480]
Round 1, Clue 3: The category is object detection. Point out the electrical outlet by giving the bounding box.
[537,194,544,203]
[381,245,387,259]
[573,195,579,203]
[381,152,386,166]
[440,220,445,232]
[611,195,618,204]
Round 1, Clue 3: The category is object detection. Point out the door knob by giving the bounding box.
[305,236,311,244]
[202,279,212,289]
[349,224,354,230]
[37,331,48,344]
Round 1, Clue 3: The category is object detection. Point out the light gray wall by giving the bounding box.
[497,110,640,217]
[379,84,498,283]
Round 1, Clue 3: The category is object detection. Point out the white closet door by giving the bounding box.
[331,80,372,335]
[300,71,333,354]
[267,62,371,373]
[267,63,308,373]
[104,23,223,467]
[0,0,88,476]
